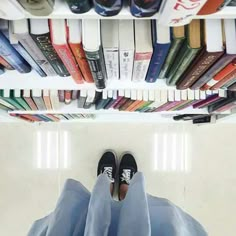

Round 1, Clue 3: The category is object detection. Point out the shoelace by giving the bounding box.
[120,169,131,184]
[103,167,114,183]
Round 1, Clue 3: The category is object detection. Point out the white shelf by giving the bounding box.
[24,0,159,20]
[2,0,236,20]
[0,70,173,90]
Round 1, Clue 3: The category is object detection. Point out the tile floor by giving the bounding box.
[0,122,235,236]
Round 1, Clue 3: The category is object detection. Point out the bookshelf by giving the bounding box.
[1,2,236,123]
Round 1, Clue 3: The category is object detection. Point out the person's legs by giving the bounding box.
[119,153,138,200]
[97,151,117,195]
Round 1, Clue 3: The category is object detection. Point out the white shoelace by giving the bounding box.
[103,167,114,183]
[121,169,131,184]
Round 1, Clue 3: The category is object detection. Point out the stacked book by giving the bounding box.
[10,113,95,122]
[1,89,236,114]
[2,18,236,91]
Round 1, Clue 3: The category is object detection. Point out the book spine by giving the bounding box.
[94,0,122,16]
[132,52,152,82]
[177,50,224,89]
[119,49,134,81]
[65,0,92,13]
[12,43,47,77]
[69,43,94,83]
[130,0,161,17]
[222,78,236,89]
[198,0,224,15]
[32,97,47,110]
[191,54,235,90]
[0,56,14,70]
[17,0,55,16]
[16,33,57,76]
[85,48,107,89]
[215,101,236,112]
[168,47,200,86]
[23,97,38,110]
[211,69,236,90]
[159,38,184,79]
[159,0,208,26]
[43,96,52,110]
[31,32,70,77]
[146,43,171,83]
[201,61,236,90]
[103,48,119,80]
[14,98,31,110]
[52,43,84,84]
[0,32,31,73]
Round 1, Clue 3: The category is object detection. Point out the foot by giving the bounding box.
[119,153,138,200]
[97,151,117,195]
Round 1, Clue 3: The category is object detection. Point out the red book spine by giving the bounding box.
[201,59,236,90]
[69,43,94,83]
[0,56,14,70]
[23,97,38,110]
[52,43,84,84]
[210,69,236,90]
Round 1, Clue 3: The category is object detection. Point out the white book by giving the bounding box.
[50,90,61,110]
[132,20,153,82]
[168,90,175,102]
[174,90,181,101]
[187,89,195,100]
[205,19,223,53]
[137,90,143,101]
[181,90,188,101]
[101,20,119,81]
[12,19,56,76]
[119,20,135,81]
[224,19,236,54]
[159,0,208,26]
[0,0,25,20]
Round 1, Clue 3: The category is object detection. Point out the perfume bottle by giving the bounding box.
[93,0,122,16]
[17,0,55,16]
[66,0,92,14]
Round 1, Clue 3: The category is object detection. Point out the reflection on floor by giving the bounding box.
[0,122,235,236]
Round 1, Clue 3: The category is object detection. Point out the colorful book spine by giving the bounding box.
[146,22,171,83]
[0,31,31,74]
[130,0,161,17]
[210,69,236,90]
[166,44,201,86]
[85,49,107,89]
[69,42,94,83]
[159,28,185,79]
[201,59,236,90]
[0,56,14,70]
[190,54,235,90]
[177,49,224,89]
[93,0,122,16]
[13,20,57,76]
[30,20,70,77]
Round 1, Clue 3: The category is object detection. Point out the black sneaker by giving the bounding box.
[97,151,117,183]
[119,153,138,186]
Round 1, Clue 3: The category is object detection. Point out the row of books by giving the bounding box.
[10,113,95,122]
[1,89,236,114]
[3,18,236,91]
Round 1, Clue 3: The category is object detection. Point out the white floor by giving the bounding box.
[0,122,235,236]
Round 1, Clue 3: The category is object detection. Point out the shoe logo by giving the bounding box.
[103,167,114,183]
[121,169,131,184]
